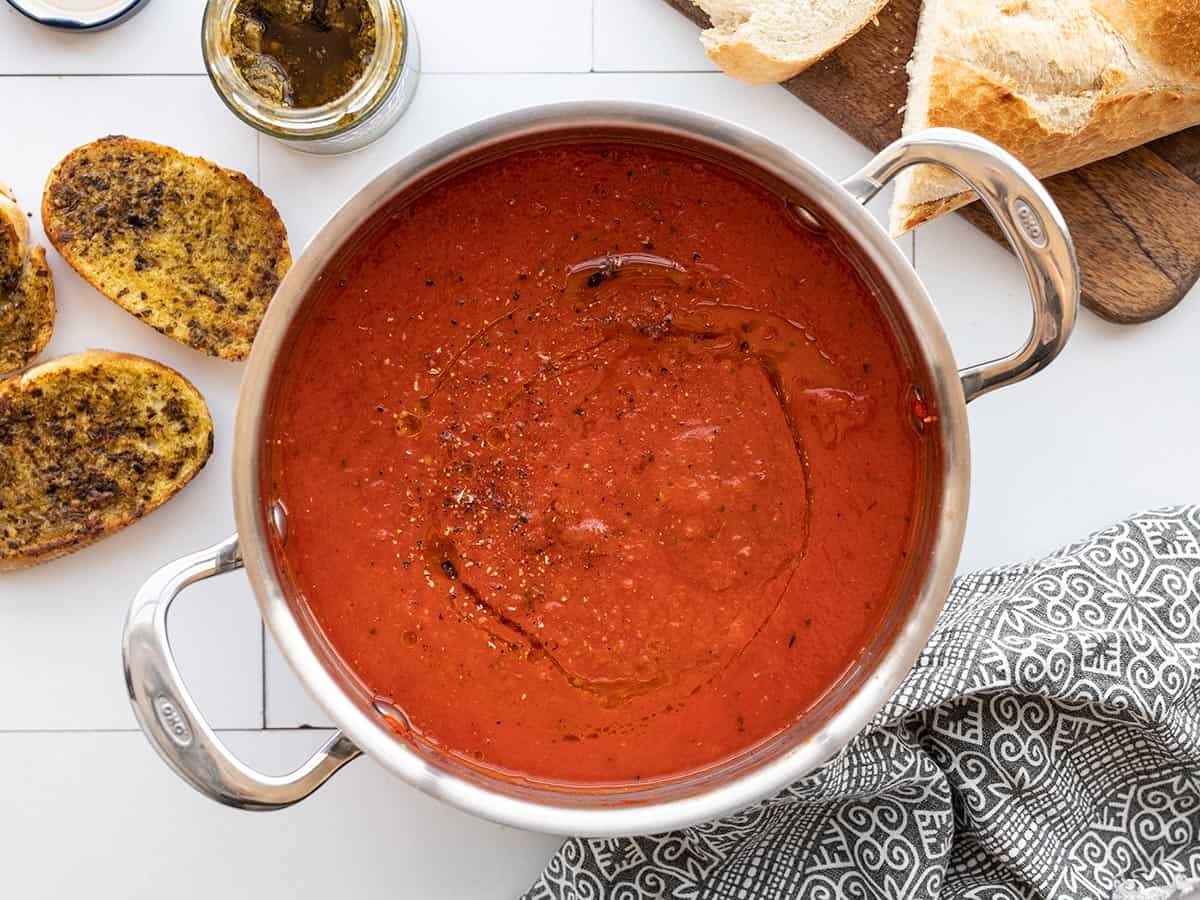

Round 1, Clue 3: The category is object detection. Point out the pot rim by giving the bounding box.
[233,100,969,836]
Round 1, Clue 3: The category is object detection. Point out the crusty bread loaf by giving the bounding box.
[0,350,213,570]
[693,0,890,84]
[42,136,291,361]
[891,0,1200,234]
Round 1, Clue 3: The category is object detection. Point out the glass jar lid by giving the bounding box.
[5,0,150,30]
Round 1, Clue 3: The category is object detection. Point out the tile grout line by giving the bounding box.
[0,72,208,77]
[257,125,267,734]
[261,621,268,731]
[0,69,722,78]
[590,0,596,73]
[0,726,334,735]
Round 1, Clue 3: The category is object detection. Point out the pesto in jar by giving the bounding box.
[230,0,377,108]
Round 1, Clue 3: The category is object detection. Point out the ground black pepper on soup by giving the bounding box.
[266,140,933,785]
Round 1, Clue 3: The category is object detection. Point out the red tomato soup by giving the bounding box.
[267,141,931,785]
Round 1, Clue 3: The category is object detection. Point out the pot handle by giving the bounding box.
[840,127,1079,403]
[122,533,361,810]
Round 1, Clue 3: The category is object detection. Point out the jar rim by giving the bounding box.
[202,0,409,141]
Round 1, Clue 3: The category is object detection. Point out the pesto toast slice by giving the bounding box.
[0,246,56,376]
[0,351,213,570]
[0,182,30,287]
[42,136,291,361]
[0,183,55,375]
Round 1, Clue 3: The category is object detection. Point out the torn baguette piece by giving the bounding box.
[890,0,1200,234]
[0,351,213,571]
[693,0,891,84]
[42,136,291,360]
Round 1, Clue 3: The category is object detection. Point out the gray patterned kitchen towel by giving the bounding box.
[525,506,1200,900]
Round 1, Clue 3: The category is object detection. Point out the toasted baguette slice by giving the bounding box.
[891,0,1200,234]
[0,351,213,571]
[42,136,291,360]
[694,0,890,84]
[0,184,55,375]
[0,182,30,288]
[0,247,56,376]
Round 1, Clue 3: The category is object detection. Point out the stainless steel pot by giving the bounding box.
[123,101,1078,837]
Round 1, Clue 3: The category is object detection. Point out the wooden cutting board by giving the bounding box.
[662,0,1200,323]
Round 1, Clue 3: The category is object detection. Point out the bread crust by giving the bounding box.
[696,0,890,84]
[894,56,1200,231]
[42,136,291,361]
[702,38,822,84]
[1091,0,1200,81]
[891,1,1200,234]
[0,350,213,571]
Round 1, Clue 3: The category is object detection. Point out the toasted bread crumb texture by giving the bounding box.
[0,247,56,376]
[42,136,291,360]
[0,352,213,569]
[694,0,889,83]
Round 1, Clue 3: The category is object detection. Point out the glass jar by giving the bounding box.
[202,0,420,155]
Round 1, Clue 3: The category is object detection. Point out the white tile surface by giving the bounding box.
[915,214,1200,572]
[265,632,332,728]
[2,1,1199,896]
[0,730,559,899]
[0,0,592,77]
[0,0,207,74]
[406,0,593,72]
[594,0,717,71]
[0,76,262,730]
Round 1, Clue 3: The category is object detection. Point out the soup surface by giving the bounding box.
[268,140,931,785]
